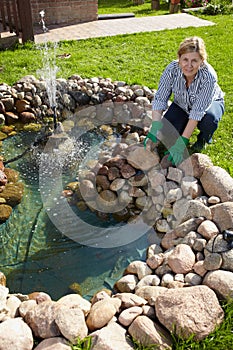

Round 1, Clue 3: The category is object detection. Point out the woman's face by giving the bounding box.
[179,52,203,81]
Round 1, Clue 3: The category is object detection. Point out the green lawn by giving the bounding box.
[1,14,232,174]
[98,0,169,16]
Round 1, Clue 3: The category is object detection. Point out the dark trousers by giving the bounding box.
[160,101,224,147]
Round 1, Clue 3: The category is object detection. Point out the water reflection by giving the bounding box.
[0,131,156,300]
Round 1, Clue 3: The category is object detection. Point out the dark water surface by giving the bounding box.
[0,132,155,300]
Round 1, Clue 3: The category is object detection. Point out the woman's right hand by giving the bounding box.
[143,120,163,149]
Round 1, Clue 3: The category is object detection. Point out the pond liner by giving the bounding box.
[18,203,44,291]
[4,131,53,165]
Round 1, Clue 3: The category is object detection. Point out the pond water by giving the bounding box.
[0,130,157,300]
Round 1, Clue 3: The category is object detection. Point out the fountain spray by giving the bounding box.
[39,49,58,131]
[38,10,58,131]
[41,49,59,132]
[5,12,60,165]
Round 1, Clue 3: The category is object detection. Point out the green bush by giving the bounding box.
[183,0,208,9]
[202,3,230,14]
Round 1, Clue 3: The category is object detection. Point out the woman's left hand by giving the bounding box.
[165,136,189,166]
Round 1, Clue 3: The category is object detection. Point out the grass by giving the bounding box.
[71,336,92,350]
[98,0,169,16]
[1,14,232,174]
[1,5,233,349]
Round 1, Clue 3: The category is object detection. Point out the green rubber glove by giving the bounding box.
[166,136,189,165]
[144,121,163,148]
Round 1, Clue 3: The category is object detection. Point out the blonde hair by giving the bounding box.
[177,36,207,61]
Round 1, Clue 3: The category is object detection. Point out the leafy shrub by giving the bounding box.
[184,0,208,8]
[201,3,233,14]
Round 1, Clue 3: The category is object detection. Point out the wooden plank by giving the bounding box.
[12,0,20,35]
[0,1,7,30]
[6,0,13,33]
[16,0,34,42]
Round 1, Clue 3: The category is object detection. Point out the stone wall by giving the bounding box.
[30,0,98,26]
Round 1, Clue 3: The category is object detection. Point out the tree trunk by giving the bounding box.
[151,0,160,10]
[133,0,145,5]
[169,1,180,13]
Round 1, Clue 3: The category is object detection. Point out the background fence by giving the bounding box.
[0,0,34,43]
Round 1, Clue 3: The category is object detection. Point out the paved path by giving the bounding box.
[34,13,214,44]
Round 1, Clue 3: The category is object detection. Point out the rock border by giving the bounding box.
[0,76,233,349]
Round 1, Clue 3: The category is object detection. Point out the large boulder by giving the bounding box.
[0,182,24,207]
[56,294,91,316]
[155,285,224,340]
[126,145,160,171]
[167,244,196,274]
[0,204,12,223]
[0,318,33,350]
[203,270,233,300]
[173,199,212,224]
[210,202,233,231]
[55,304,88,343]
[200,166,233,202]
[180,153,213,178]
[90,321,134,350]
[128,315,172,349]
[33,337,70,350]
[24,301,61,338]
[86,298,121,331]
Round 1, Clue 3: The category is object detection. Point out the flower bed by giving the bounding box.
[183,0,208,8]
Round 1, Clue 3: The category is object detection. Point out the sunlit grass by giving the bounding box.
[98,0,169,16]
[1,3,233,349]
[1,15,232,173]
[71,336,92,350]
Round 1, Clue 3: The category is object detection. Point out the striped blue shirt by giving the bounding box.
[152,60,224,121]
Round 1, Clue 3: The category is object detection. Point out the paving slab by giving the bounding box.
[34,13,214,44]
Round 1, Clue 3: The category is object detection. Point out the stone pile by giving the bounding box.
[0,75,153,223]
[65,135,233,238]
[0,158,24,223]
[61,122,233,348]
[0,75,154,137]
[1,75,233,349]
[0,270,227,349]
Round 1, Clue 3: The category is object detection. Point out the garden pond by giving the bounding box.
[0,128,156,300]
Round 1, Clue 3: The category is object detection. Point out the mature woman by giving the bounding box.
[144,36,225,165]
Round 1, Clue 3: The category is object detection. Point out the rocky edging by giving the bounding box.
[1,151,233,349]
[0,74,154,223]
[0,76,233,349]
[0,158,24,223]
